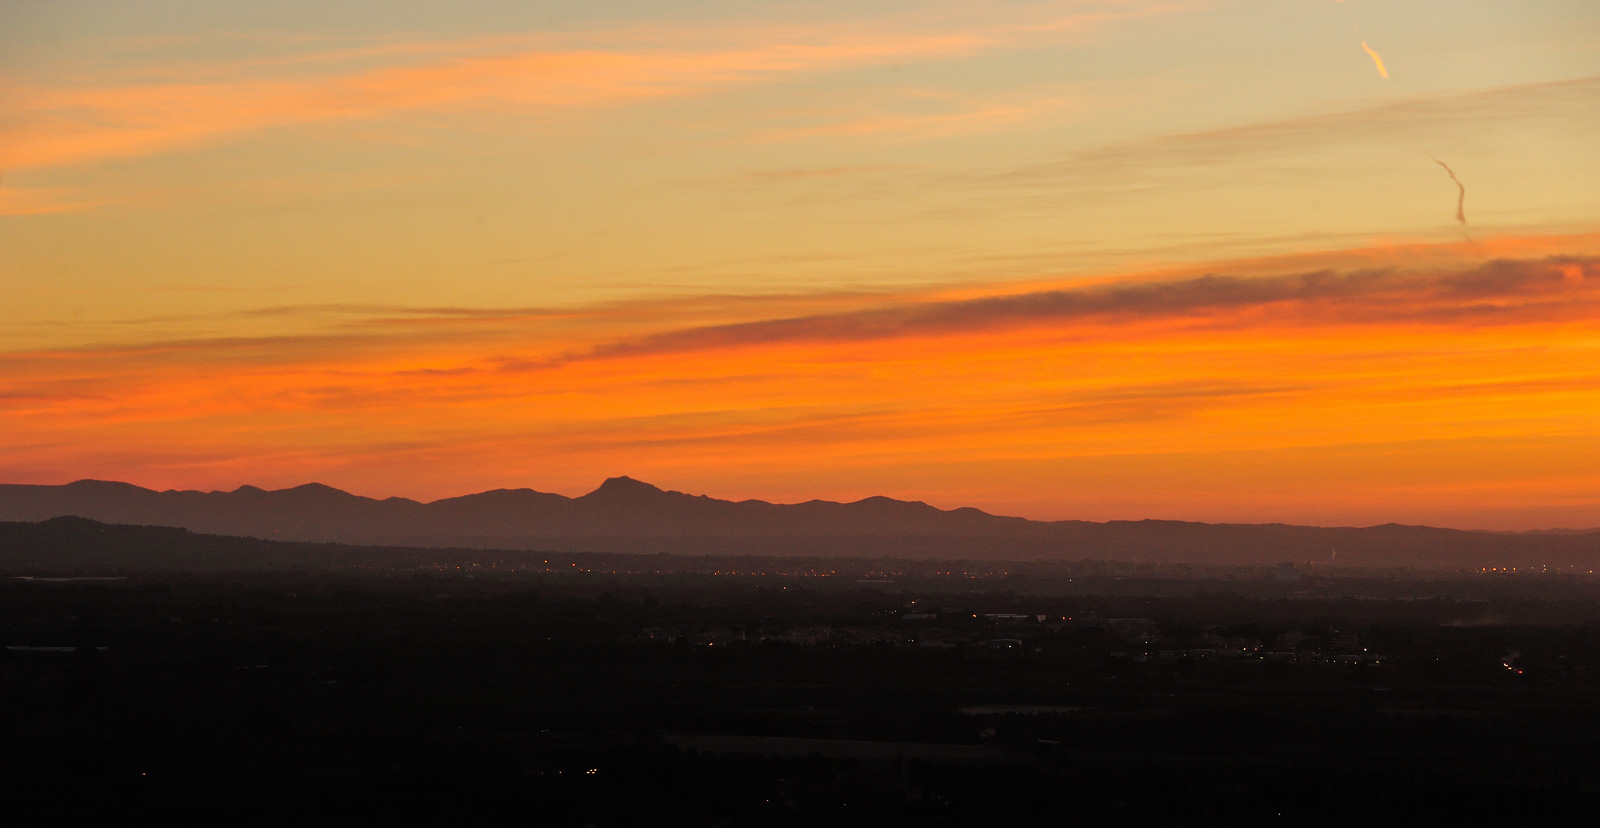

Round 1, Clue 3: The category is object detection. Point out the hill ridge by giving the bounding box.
[2,478,1598,566]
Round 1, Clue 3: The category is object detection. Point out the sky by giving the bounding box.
[2,0,1598,529]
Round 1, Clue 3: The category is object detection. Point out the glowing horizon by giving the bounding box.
[3,1,1598,530]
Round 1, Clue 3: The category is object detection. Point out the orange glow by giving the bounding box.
[3,235,1598,528]
[4,2,1595,537]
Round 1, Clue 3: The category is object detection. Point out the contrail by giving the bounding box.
[1427,154,1467,225]
[1335,1,1390,78]
[1360,42,1388,78]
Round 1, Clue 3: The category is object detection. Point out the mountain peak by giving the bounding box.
[64,479,146,492]
[287,482,345,494]
[234,481,367,505]
[584,476,667,499]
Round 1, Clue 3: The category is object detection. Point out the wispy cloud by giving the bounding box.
[9,237,1597,368]
[0,38,947,169]
[0,5,1180,171]
[964,76,1599,194]
[4,236,1597,524]
[707,75,1600,232]
[569,255,1600,363]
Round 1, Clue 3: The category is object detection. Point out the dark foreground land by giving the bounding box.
[5,523,1600,824]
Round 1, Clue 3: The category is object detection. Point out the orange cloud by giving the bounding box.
[0,36,959,170]
[0,5,1176,171]
[3,235,1599,527]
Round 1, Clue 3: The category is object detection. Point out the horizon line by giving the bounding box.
[4,476,1596,536]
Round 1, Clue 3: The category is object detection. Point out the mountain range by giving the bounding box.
[3,477,1599,568]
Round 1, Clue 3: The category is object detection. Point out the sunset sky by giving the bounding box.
[2,0,1598,529]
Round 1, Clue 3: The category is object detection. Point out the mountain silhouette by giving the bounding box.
[1,477,1597,567]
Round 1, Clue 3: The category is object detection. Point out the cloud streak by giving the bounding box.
[6,240,1596,372]
[0,36,959,169]
[0,6,1176,171]
[571,255,1600,363]
[999,76,1596,185]
[720,76,1599,234]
